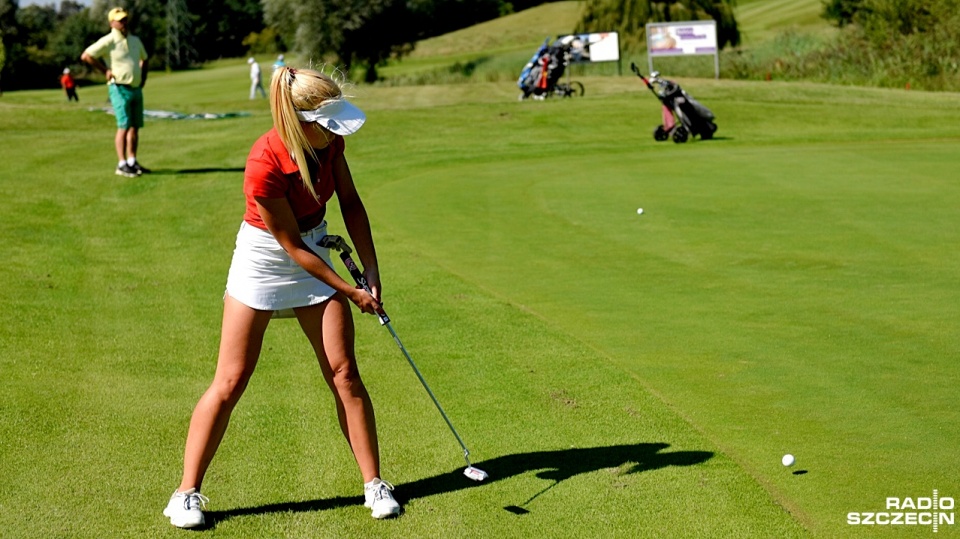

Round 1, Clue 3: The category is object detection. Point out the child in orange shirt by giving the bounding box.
[60,68,78,101]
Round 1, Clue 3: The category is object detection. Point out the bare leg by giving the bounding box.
[127,127,139,161]
[114,128,127,162]
[177,295,273,492]
[295,294,381,482]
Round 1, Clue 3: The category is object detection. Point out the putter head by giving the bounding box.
[463,466,489,481]
[317,235,352,255]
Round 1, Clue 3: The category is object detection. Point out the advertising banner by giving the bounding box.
[646,21,717,56]
[645,21,719,78]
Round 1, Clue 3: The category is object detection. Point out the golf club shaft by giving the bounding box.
[334,249,475,467]
[630,62,656,92]
[629,62,648,83]
[382,319,475,466]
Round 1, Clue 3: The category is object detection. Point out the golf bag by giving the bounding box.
[517,38,584,100]
[630,63,717,143]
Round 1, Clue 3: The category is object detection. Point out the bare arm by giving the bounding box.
[331,152,381,301]
[140,59,148,87]
[80,52,112,82]
[255,195,381,315]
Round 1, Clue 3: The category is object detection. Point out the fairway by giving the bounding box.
[2,60,959,538]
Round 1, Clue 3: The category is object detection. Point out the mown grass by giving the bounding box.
[735,0,836,45]
[2,27,960,539]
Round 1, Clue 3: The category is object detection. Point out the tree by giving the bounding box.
[263,0,500,82]
[822,0,950,42]
[241,25,284,55]
[823,0,862,27]
[50,5,108,72]
[407,0,502,42]
[264,0,414,82]
[852,0,937,38]
[0,0,14,30]
[0,32,5,95]
[188,0,266,62]
[576,0,740,52]
[17,4,58,72]
[8,3,91,88]
[0,0,39,91]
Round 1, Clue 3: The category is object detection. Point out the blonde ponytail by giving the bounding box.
[269,66,345,201]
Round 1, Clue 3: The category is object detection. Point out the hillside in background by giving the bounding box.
[378,1,583,83]
[410,1,583,58]
[380,0,835,83]
[736,0,836,44]
[410,0,832,56]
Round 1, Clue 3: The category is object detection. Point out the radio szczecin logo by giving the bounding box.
[848,490,954,533]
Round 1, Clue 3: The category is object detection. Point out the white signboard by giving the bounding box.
[646,21,719,78]
[584,32,619,62]
[557,32,620,64]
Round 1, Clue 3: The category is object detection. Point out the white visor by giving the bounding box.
[295,99,366,136]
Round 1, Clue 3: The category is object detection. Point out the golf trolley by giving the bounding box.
[630,62,717,143]
[517,37,585,100]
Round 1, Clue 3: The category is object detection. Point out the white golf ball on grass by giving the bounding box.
[782,454,796,467]
[637,208,644,215]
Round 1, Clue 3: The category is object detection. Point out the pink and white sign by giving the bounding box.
[646,21,718,57]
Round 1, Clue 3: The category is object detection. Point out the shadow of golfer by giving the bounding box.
[204,442,712,527]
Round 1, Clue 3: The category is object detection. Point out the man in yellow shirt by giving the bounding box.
[81,7,150,178]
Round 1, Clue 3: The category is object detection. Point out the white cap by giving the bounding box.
[63,67,70,74]
[295,99,366,136]
[247,57,255,64]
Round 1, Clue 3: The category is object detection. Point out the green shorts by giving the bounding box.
[108,84,144,129]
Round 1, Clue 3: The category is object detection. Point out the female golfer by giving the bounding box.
[163,66,400,528]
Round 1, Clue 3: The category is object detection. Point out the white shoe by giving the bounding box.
[364,478,401,519]
[163,488,208,528]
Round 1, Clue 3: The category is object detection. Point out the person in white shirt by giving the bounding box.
[248,57,266,99]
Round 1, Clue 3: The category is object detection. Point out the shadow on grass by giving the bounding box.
[204,442,712,527]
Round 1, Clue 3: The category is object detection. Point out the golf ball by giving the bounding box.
[637,208,644,215]
[782,454,796,467]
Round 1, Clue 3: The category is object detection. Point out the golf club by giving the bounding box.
[317,235,489,482]
[630,62,655,93]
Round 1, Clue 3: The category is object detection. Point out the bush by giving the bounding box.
[722,8,960,91]
[722,31,828,81]
[242,27,284,55]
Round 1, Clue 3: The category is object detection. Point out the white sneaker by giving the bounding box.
[364,478,401,519]
[163,488,208,528]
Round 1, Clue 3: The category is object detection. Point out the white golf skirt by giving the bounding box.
[225,221,337,313]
